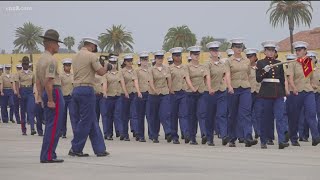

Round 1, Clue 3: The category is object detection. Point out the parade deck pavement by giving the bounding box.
[0,122,319,180]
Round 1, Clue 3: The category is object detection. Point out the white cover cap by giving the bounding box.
[206,41,221,49]
[82,37,100,46]
[292,41,309,49]
[62,58,72,64]
[244,48,259,55]
[187,45,201,52]
[169,47,183,54]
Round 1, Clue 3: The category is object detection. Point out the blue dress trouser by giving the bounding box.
[40,87,64,161]
[34,103,44,135]
[102,96,122,137]
[1,89,14,122]
[187,92,207,141]
[298,107,309,139]
[251,93,262,137]
[61,95,72,136]
[288,91,320,142]
[20,87,35,133]
[121,93,138,138]
[148,94,171,140]
[136,92,149,139]
[170,90,188,141]
[227,87,253,142]
[130,95,138,134]
[70,86,106,154]
[95,94,103,122]
[206,91,228,142]
[260,97,287,144]
[13,94,21,123]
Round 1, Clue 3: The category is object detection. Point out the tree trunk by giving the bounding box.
[289,20,294,54]
[30,53,33,71]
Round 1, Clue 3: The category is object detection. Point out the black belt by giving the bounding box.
[53,85,61,88]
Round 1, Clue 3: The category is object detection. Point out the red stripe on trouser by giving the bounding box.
[47,89,59,160]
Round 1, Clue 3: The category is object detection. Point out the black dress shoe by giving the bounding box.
[96,151,110,157]
[207,141,215,146]
[255,134,259,139]
[106,136,113,141]
[116,132,120,137]
[124,137,130,141]
[38,134,44,137]
[238,138,244,143]
[279,142,289,149]
[139,138,146,142]
[40,159,64,163]
[201,136,207,145]
[120,135,124,141]
[68,149,89,157]
[312,138,320,146]
[184,136,190,144]
[153,139,159,143]
[261,144,267,149]
[166,134,172,143]
[173,139,180,144]
[229,142,236,147]
[10,119,15,123]
[267,140,274,145]
[62,135,67,139]
[291,142,300,146]
[133,132,136,138]
[22,132,27,136]
[181,134,185,140]
[135,136,139,141]
[190,141,198,145]
[222,136,229,146]
[245,139,257,147]
[31,130,37,135]
[284,131,289,143]
[302,138,309,142]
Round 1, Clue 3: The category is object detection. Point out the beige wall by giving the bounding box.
[1,49,319,73]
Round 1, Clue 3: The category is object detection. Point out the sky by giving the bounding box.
[1,1,320,54]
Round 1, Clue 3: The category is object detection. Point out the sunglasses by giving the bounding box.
[295,48,305,52]
[209,48,219,52]
[233,44,243,49]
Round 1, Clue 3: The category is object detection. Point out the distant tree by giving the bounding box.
[162,25,196,51]
[13,22,43,62]
[267,0,313,53]
[220,41,231,52]
[63,36,75,53]
[99,25,134,54]
[200,36,215,52]
[1,49,5,54]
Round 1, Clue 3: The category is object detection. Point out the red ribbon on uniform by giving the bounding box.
[296,56,313,78]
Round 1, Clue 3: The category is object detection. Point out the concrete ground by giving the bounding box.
[0,121,319,180]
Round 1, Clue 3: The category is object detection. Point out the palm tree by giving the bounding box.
[200,36,214,52]
[99,25,134,54]
[63,36,75,53]
[267,1,313,53]
[78,40,84,51]
[13,22,43,62]
[162,25,196,51]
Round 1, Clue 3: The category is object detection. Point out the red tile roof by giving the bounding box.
[278,27,320,51]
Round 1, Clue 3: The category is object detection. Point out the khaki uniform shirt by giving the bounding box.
[121,68,137,94]
[17,70,35,86]
[60,72,73,96]
[105,71,123,96]
[149,66,171,95]
[1,73,14,88]
[287,61,313,92]
[72,47,102,86]
[249,66,261,93]
[169,64,188,92]
[185,64,209,93]
[207,61,226,92]
[136,67,150,93]
[93,74,105,94]
[312,65,320,93]
[225,56,251,88]
[36,50,61,88]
